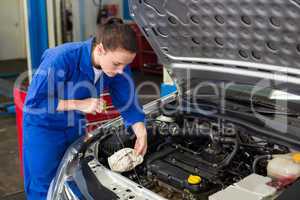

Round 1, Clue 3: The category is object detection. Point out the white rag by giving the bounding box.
[108,148,144,172]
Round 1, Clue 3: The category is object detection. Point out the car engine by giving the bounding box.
[97,99,291,200]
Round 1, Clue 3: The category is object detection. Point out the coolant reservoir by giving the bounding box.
[267,153,300,180]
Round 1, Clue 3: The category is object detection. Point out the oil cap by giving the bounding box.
[292,153,300,163]
[188,175,202,185]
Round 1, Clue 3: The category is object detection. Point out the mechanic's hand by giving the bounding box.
[75,98,107,114]
[132,122,148,156]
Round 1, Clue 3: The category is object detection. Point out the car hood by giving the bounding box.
[129,0,300,94]
[129,0,300,148]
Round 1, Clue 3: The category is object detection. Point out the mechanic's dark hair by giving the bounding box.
[96,17,138,53]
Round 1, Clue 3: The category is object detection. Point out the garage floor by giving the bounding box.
[0,59,162,199]
[0,59,27,200]
[0,116,26,200]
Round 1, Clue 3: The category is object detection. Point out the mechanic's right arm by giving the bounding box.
[57,98,106,114]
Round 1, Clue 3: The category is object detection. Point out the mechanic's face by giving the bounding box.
[93,43,136,77]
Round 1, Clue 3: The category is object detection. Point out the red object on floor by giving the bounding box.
[13,87,27,176]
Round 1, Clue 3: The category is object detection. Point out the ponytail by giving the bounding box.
[96,17,138,53]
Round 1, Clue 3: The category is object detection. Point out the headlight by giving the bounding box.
[61,180,82,200]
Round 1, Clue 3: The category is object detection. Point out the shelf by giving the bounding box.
[142,64,163,75]
[139,50,156,54]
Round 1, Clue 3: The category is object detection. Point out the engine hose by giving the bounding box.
[252,155,272,173]
[215,138,239,169]
[156,141,172,151]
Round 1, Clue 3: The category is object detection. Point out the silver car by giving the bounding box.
[47,0,300,199]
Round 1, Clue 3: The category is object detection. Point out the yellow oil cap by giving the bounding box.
[292,153,300,163]
[188,175,201,185]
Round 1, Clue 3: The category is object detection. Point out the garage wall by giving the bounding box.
[72,0,123,42]
[0,0,26,60]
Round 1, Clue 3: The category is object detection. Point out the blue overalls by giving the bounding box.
[22,38,145,200]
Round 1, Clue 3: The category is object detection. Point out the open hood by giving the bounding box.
[129,0,300,94]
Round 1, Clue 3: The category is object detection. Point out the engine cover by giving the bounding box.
[146,145,223,193]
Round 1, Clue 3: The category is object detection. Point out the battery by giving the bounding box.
[209,186,264,200]
[209,174,277,200]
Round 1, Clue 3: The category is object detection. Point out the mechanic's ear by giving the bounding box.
[96,43,106,55]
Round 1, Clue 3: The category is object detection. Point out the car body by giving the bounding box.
[47,0,300,199]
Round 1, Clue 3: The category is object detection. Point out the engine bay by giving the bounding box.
[96,98,299,200]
